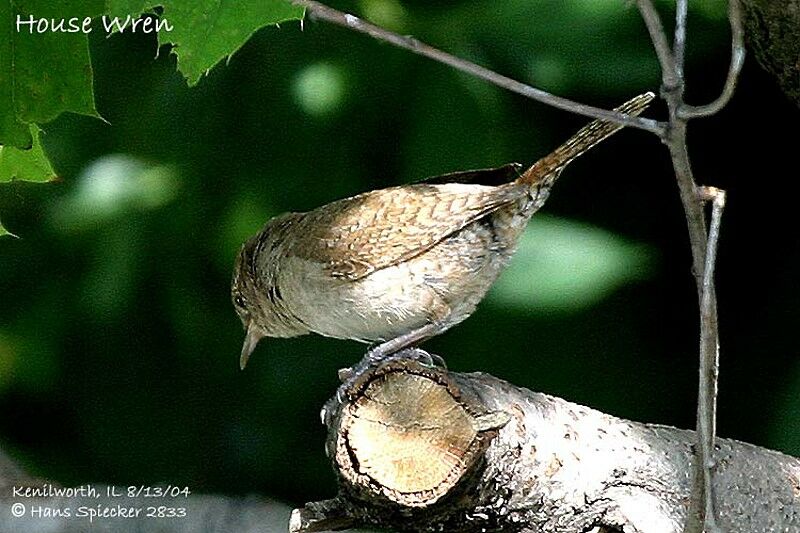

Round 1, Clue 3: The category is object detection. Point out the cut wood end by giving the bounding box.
[335,361,503,507]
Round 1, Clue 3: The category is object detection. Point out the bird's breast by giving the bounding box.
[275,256,433,342]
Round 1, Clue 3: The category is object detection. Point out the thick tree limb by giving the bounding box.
[293,355,800,533]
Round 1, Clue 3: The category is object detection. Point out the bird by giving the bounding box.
[232,92,654,370]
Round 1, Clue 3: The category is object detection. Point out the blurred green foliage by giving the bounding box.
[0,0,797,514]
[487,215,654,312]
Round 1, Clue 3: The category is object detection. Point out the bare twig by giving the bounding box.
[634,1,742,532]
[659,118,722,533]
[636,0,681,90]
[696,186,727,533]
[697,187,726,533]
[679,0,745,118]
[674,0,688,77]
[291,0,665,135]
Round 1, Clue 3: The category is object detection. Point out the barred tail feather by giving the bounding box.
[518,92,655,186]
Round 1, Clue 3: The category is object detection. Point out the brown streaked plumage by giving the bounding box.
[233,92,654,369]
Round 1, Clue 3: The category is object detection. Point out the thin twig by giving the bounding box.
[661,122,720,533]
[696,186,726,533]
[679,0,745,119]
[636,0,680,91]
[633,1,742,532]
[674,0,688,78]
[292,0,665,136]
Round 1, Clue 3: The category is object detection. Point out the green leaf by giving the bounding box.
[2,0,304,147]
[157,0,304,85]
[0,124,57,182]
[0,0,102,148]
[0,0,33,148]
[0,219,16,237]
[486,215,655,312]
[105,0,150,19]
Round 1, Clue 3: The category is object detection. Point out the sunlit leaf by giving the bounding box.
[157,0,304,85]
[0,220,16,238]
[358,0,408,32]
[0,125,56,183]
[0,0,102,149]
[487,215,655,312]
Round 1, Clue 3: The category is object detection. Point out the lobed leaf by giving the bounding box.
[158,0,304,86]
[0,124,56,183]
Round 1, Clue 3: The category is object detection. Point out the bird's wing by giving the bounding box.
[418,162,523,186]
[292,181,524,281]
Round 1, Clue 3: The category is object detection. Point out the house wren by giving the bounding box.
[233,92,654,369]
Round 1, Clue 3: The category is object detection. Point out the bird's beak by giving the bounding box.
[240,323,264,370]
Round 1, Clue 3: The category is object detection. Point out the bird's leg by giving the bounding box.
[367,322,445,363]
[335,321,448,383]
[321,332,449,427]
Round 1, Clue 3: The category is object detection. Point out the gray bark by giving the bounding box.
[742,0,800,107]
[293,354,800,533]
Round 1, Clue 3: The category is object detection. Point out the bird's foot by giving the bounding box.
[320,347,448,427]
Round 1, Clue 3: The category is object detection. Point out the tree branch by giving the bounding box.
[291,0,665,136]
[740,0,800,107]
[661,117,719,532]
[633,1,743,531]
[679,0,745,119]
[636,0,681,91]
[674,0,688,78]
[695,186,727,533]
[292,356,800,533]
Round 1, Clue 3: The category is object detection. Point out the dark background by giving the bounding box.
[0,0,797,508]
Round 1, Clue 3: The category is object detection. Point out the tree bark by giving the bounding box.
[293,352,800,533]
[741,0,800,107]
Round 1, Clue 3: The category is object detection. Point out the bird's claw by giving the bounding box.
[320,348,448,427]
[337,366,354,382]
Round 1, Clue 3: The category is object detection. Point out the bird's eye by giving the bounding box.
[234,295,246,308]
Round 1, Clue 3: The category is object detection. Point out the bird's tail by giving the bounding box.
[516,92,655,187]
